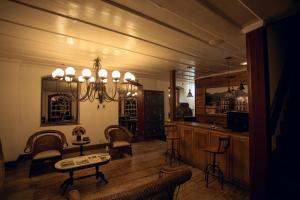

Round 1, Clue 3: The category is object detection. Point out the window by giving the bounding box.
[41,77,79,126]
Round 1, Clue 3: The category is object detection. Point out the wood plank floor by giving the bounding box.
[3,140,249,200]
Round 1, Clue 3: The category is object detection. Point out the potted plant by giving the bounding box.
[72,126,86,141]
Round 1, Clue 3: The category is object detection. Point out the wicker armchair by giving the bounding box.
[68,166,192,200]
[24,130,68,177]
[104,125,133,156]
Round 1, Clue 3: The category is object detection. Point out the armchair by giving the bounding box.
[24,130,68,177]
[104,125,133,156]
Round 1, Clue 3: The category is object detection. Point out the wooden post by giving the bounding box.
[246,27,270,200]
[170,70,176,121]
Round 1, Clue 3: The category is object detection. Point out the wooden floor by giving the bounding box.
[3,140,249,200]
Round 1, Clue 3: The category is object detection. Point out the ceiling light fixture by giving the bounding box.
[186,66,193,98]
[51,57,140,107]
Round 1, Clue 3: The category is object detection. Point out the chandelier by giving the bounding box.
[51,57,139,106]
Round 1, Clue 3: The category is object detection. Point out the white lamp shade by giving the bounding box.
[130,73,136,81]
[112,70,121,79]
[89,76,95,83]
[65,76,72,82]
[82,68,92,78]
[55,68,64,78]
[78,76,85,83]
[98,69,108,78]
[52,70,57,78]
[65,67,76,76]
[124,72,132,81]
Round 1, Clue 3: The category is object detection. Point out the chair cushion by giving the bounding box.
[33,150,61,160]
[112,141,130,148]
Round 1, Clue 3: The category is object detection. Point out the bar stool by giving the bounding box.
[164,124,181,166]
[203,136,230,189]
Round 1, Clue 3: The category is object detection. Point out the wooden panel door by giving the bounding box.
[230,135,250,185]
[209,130,230,177]
[179,126,193,164]
[143,90,164,138]
[193,128,210,169]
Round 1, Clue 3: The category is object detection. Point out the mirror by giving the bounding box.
[41,77,79,126]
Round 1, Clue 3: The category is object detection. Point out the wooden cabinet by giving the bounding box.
[179,126,193,164]
[230,135,250,186]
[192,128,209,169]
[175,122,249,186]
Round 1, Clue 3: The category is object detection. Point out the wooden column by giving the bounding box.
[246,27,270,200]
[170,70,176,121]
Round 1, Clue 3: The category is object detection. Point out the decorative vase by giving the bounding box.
[76,135,81,141]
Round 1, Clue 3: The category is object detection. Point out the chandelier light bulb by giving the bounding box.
[112,70,121,79]
[98,69,108,79]
[130,73,136,81]
[55,68,64,78]
[65,76,72,82]
[52,70,57,78]
[82,68,92,78]
[89,76,95,83]
[78,76,85,83]
[65,66,76,76]
[102,78,108,84]
[124,72,132,82]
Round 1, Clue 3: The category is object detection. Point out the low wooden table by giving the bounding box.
[72,139,90,156]
[55,153,110,195]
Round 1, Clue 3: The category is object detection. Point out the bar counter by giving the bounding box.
[169,121,249,187]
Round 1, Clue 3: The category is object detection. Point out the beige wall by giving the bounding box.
[0,59,170,161]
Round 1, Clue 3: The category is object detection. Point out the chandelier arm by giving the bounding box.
[77,82,91,102]
[68,81,80,101]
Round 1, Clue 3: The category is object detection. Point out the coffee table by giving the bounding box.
[55,153,110,195]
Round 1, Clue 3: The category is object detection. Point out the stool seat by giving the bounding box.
[203,145,226,154]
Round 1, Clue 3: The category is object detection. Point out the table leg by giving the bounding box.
[95,165,108,183]
[80,145,84,156]
[61,170,74,195]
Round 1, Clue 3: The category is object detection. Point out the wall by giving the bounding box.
[177,80,195,115]
[0,59,116,161]
[0,59,170,161]
[195,71,248,125]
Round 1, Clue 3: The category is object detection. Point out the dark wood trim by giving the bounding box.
[246,27,270,200]
[170,70,176,121]
[137,85,145,140]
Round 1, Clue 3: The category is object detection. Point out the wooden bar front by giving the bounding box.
[173,122,249,187]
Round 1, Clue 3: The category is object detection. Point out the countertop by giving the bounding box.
[169,121,249,137]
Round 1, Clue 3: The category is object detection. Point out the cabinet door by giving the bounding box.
[230,135,250,185]
[193,128,210,169]
[209,130,230,176]
[179,126,193,164]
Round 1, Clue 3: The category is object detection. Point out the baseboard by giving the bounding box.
[5,143,108,170]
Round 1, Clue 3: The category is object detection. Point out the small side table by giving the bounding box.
[72,139,90,156]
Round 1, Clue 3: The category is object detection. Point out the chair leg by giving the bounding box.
[29,161,33,178]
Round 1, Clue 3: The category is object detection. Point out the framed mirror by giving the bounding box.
[41,77,79,126]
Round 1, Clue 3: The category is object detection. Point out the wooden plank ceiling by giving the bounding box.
[0,0,298,80]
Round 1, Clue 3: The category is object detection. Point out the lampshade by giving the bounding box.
[81,68,92,78]
[98,69,108,78]
[187,88,193,97]
[78,76,85,83]
[54,68,64,78]
[124,72,132,81]
[65,67,75,76]
[112,70,121,79]
[65,76,72,82]
[88,76,95,83]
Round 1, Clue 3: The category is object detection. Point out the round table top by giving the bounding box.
[72,139,91,145]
